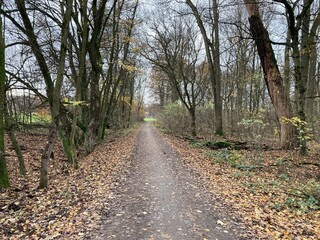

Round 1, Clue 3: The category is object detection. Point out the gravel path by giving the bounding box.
[98,123,239,239]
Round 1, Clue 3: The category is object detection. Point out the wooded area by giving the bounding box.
[0,0,145,189]
[0,0,319,238]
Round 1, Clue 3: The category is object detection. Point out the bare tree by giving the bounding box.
[243,0,297,149]
[14,0,73,188]
[185,0,223,135]
[142,18,209,136]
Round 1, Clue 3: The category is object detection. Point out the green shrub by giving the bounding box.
[272,179,320,213]
[213,149,244,167]
[157,102,215,136]
[157,102,189,134]
[212,149,260,171]
[237,115,270,144]
[299,179,320,203]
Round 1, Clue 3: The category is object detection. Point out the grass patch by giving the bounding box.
[144,117,157,122]
[18,113,51,124]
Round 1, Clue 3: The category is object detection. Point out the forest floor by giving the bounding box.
[0,122,319,239]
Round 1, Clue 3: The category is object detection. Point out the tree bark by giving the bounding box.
[293,0,310,155]
[190,109,196,137]
[305,10,320,131]
[85,0,111,153]
[69,0,89,166]
[212,0,223,135]
[243,0,297,149]
[283,29,291,98]
[5,102,26,176]
[38,122,57,189]
[0,0,9,188]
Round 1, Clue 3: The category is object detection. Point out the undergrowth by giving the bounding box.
[207,149,320,213]
[207,149,260,171]
[273,179,320,213]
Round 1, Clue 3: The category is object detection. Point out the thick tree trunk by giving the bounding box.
[293,1,311,155]
[86,0,111,153]
[281,0,320,155]
[244,0,297,149]
[188,108,197,137]
[85,71,100,154]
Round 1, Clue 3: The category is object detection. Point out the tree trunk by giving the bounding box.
[293,0,310,155]
[5,103,26,176]
[212,0,223,135]
[185,0,223,136]
[283,29,291,98]
[70,0,88,165]
[188,108,197,137]
[305,11,320,132]
[306,42,318,125]
[281,0,320,155]
[38,122,57,189]
[97,3,118,141]
[244,0,297,149]
[16,0,73,188]
[86,0,112,153]
[0,0,9,188]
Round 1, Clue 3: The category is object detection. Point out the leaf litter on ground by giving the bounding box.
[162,133,320,239]
[1,125,319,239]
[0,129,137,239]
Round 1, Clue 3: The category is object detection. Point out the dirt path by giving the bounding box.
[97,123,241,239]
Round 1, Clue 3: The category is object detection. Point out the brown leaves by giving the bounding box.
[2,127,319,239]
[163,134,320,239]
[0,130,137,239]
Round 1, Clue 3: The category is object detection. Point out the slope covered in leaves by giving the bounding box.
[0,128,137,239]
[163,134,320,239]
